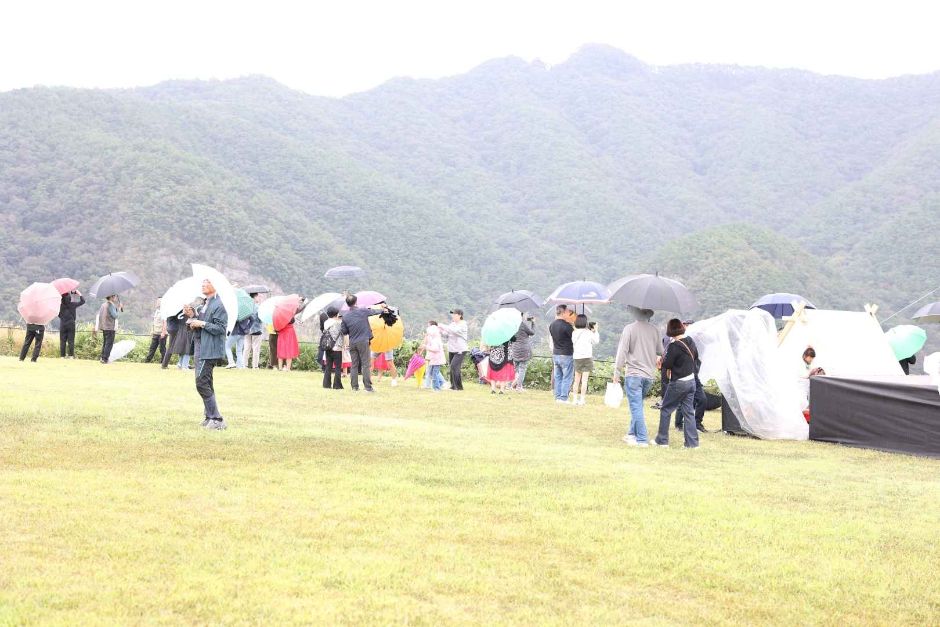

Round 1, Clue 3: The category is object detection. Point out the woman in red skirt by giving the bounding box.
[486,341,516,394]
[277,299,307,371]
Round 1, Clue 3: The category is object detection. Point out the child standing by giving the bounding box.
[421,322,446,391]
[571,314,600,406]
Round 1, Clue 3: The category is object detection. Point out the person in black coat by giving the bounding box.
[655,319,701,449]
[58,290,85,358]
[19,324,45,362]
[899,355,916,375]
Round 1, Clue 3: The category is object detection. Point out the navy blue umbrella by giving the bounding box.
[750,293,816,319]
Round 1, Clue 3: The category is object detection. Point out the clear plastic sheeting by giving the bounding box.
[688,309,809,440]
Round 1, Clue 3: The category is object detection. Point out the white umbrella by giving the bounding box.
[300,292,344,322]
[191,264,237,332]
[108,339,137,363]
[159,277,202,320]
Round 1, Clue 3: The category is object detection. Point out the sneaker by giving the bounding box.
[225,364,236,369]
[391,379,398,387]
[622,434,637,444]
[651,402,663,409]
[204,419,227,430]
[654,442,669,447]
[200,418,211,427]
[576,398,586,406]
[697,426,709,433]
[364,389,375,393]
[555,399,567,404]
[636,442,649,447]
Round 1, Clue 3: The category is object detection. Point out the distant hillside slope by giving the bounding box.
[1,44,938,333]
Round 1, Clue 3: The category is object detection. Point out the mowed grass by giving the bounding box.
[0,357,938,625]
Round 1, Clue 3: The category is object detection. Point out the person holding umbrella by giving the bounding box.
[509,314,536,391]
[186,278,229,430]
[57,289,85,358]
[440,308,469,391]
[612,307,661,447]
[549,305,576,403]
[95,295,122,364]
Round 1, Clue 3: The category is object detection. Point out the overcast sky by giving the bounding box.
[3,0,939,96]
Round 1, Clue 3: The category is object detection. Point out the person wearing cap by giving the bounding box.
[440,308,469,391]
[186,278,229,430]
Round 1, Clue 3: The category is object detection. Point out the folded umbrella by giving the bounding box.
[191,264,238,333]
[607,274,697,314]
[324,266,365,280]
[301,292,344,322]
[160,277,202,320]
[547,281,611,305]
[89,271,139,299]
[750,293,816,319]
[18,282,62,324]
[481,308,523,346]
[494,289,543,314]
[108,339,137,363]
[885,325,927,360]
[912,301,940,324]
[51,278,80,295]
[370,315,404,353]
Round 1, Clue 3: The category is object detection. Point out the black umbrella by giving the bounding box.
[242,284,271,294]
[494,289,543,314]
[912,301,940,323]
[324,265,364,280]
[607,273,697,314]
[89,271,140,299]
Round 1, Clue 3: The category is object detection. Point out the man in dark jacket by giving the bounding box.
[339,294,387,392]
[19,323,45,362]
[58,290,85,358]
[187,279,229,430]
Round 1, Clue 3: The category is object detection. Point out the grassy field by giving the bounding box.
[0,356,938,625]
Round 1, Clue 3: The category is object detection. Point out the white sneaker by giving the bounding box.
[655,442,669,447]
[577,398,586,406]
[555,399,568,404]
[622,434,636,444]
[636,442,649,447]
[391,379,398,387]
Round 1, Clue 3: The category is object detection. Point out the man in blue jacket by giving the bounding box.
[187,278,229,430]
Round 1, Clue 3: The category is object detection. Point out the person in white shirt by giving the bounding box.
[440,308,469,391]
[571,314,600,406]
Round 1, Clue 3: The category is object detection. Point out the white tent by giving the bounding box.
[777,308,903,379]
[689,309,808,440]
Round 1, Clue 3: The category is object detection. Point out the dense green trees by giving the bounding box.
[1,45,938,335]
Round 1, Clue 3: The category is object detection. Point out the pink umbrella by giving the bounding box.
[355,290,387,308]
[51,277,80,295]
[403,353,426,380]
[18,282,62,324]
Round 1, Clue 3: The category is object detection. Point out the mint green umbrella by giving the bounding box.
[885,325,927,360]
[235,288,256,321]
[481,308,522,346]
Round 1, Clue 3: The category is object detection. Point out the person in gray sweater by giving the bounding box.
[612,307,661,446]
[509,315,536,390]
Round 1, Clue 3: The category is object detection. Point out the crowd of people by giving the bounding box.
[16,286,716,447]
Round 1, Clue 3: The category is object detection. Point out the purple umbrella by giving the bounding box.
[546,281,610,305]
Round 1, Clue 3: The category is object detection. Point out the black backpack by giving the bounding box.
[319,325,340,352]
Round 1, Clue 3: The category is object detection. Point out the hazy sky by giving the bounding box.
[3,0,939,96]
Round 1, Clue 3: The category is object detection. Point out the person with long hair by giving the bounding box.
[571,314,600,406]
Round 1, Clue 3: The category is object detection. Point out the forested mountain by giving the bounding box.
[1,44,938,335]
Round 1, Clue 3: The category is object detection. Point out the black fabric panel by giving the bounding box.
[721,396,747,435]
[810,376,940,457]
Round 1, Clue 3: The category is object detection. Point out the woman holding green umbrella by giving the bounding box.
[481,308,522,394]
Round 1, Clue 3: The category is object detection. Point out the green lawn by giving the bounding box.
[0,356,938,625]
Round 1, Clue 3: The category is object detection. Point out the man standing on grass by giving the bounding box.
[144,298,167,364]
[612,307,661,447]
[187,278,229,430]
[340,293,388,393]
[549,305,576,403]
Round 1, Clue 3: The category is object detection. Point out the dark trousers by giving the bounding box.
[348,340,373,391]
[145,333,167,363]
[268,333,278,368]
[675,378,707,429]
[100,330,116,363]
[449,351,466,390]
[195,359,223,420]
[656,378,698,448]
[59,324,76,357]
[161,330,178,368]
[20,328,44,362]
[323,350,344,389]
